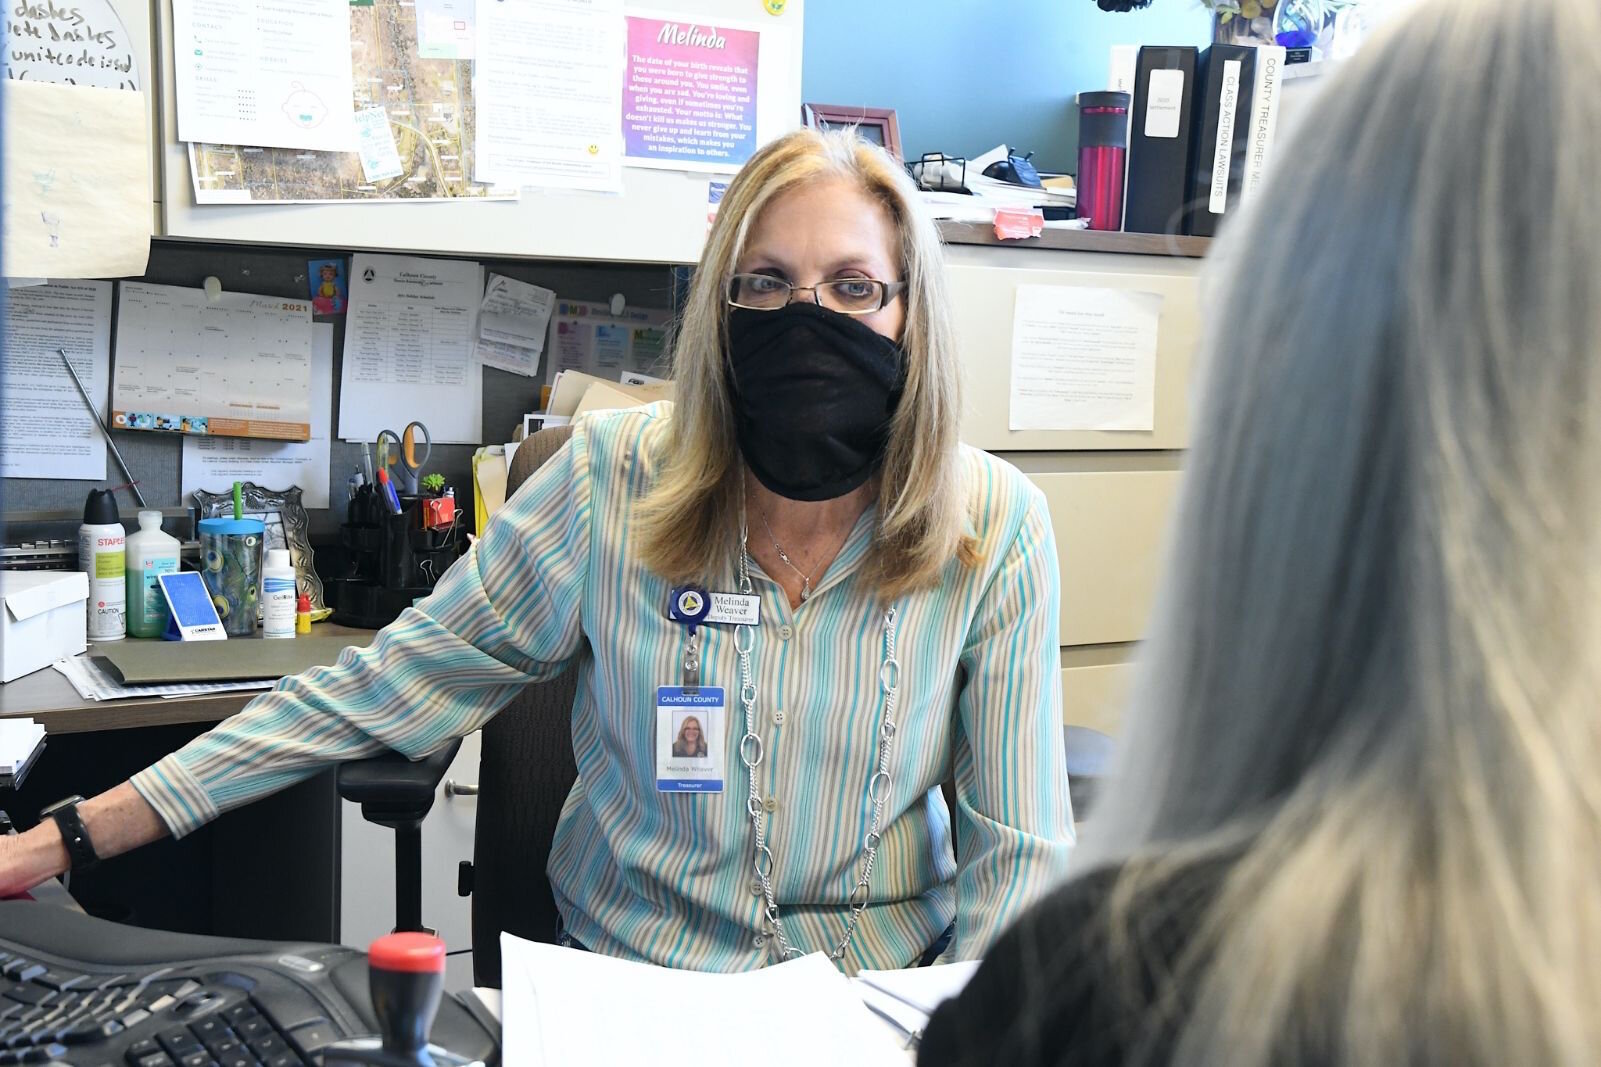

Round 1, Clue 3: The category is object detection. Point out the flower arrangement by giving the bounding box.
[1206,0,1366,47]
[1202,0,1278,28]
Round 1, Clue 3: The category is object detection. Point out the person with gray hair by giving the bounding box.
[920,0,1601,1062]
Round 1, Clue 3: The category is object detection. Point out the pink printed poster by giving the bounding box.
[623,15,761,171]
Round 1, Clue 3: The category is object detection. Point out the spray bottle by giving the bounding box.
[78,488,126,641]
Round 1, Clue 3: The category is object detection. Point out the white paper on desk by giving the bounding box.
[472,0,624,192]
[856,959,982,1015]
[183,324,335,508]
[0,720,45,776]
[113,282,314,440]
[500,933,907,1067]
[1009,285,1162,432]
[338,254,484,444]
[171,0,357,152]
[1,281,111,481]
[474,274,555,378]
[1,81,150,280]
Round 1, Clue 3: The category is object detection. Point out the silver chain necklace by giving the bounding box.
[757,509,818,601]
[735,508,901,965]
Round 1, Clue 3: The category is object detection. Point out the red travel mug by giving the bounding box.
[1075,91,1131,231]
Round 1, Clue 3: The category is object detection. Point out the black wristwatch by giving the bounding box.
[40,796,98,873]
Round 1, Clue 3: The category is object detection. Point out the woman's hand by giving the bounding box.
[0,784,170,897]
[0,825,69,897]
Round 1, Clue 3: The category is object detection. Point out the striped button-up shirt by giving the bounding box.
[131,404,1075,973]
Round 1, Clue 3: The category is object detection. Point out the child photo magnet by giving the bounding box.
[308,258,348,316]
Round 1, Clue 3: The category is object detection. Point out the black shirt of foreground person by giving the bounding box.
[919,856,1233,1067]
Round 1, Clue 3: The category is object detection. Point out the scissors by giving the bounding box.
[375,421,432,495]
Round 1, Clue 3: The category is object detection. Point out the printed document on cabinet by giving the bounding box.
[339,254,485,444]
[1009,285,1163,432]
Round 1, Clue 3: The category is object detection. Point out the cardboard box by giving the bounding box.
[1,571,88,682]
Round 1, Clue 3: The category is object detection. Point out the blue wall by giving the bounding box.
[801,1,1212,174]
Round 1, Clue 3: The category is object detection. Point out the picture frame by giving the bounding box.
[801,103,902,162]
[192,482,328,618]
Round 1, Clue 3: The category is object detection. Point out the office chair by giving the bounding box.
[343,423,1114,986]
[339,426,580,986]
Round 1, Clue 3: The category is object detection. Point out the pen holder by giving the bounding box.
[197,517,266,637]
[330,490,465,628]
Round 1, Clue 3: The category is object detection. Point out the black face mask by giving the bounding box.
[726,302,906,502]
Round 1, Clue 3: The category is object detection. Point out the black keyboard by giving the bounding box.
[0,903,497,1067]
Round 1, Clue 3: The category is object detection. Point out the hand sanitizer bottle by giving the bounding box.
[262,549,298,639]
[124,510,181,638]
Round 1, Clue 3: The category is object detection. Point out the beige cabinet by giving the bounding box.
[944,240,1203,736]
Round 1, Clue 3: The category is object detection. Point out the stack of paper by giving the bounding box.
[0,719,47,786]
[919,144,1077,225]
[500,934,909,1066]
[543,370,673,429]
[852,960,981,1048]
[52,655,276,703]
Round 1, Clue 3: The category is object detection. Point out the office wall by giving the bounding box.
[802,0,1212,173]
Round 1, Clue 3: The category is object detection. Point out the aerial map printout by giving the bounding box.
[189,0,507,202]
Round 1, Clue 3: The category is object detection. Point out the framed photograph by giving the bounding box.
[801,104,902,162]
[192,482,328,619]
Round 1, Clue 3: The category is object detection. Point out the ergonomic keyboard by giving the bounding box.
[0,903,497,1067]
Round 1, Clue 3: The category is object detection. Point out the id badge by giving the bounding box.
[656,686,725,793]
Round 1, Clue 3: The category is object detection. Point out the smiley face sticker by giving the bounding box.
[763,0,786,14]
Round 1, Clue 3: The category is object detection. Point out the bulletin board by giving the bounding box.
[1,242,679,542]
[154,0,805,266]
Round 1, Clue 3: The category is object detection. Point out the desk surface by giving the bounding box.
[0,625,376,734]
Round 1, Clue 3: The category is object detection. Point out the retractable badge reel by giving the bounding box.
[667,585,711,693]
[659,586,725,793]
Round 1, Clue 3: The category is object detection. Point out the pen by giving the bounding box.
[377,468,404,515]
[361,441,375,485]
[860,1002,922,1051]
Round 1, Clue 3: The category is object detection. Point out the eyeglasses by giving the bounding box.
[726,273,907,315]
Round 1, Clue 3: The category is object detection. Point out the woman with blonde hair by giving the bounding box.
[921,0,1601,1061]
[671,716,708,759]
[0,128,1074,973]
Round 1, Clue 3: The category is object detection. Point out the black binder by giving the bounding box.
[1124,46,1199,236]
[1184,45,1258,237]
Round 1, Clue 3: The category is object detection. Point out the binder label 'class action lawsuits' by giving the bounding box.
[1185,44,1258,238]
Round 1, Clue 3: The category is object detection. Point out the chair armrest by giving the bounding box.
[337,738,463,828]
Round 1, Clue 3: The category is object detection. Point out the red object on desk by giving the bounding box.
[993,207,1045,240]
[422,496,455,530]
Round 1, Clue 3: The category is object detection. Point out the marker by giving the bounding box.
[377,468,404,514]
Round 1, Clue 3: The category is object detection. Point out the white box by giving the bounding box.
[0,571,89,683]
